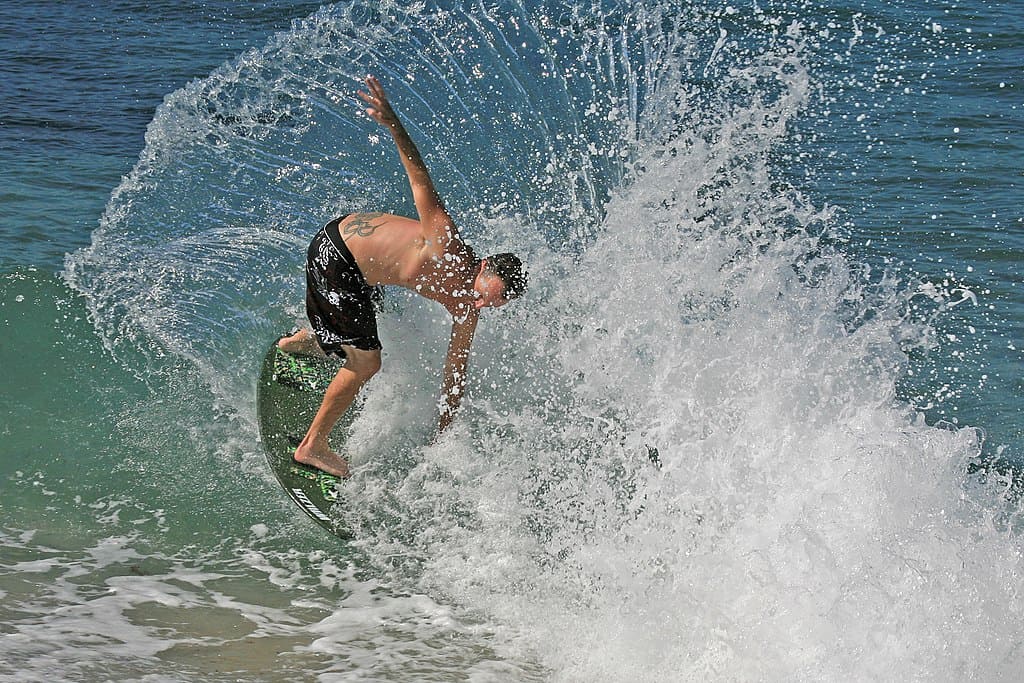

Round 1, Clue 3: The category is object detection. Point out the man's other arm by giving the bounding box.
[438,309,479,434]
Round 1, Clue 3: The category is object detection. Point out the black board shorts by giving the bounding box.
[305,216,383,356]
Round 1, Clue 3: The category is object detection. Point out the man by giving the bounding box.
[278,75,527,478]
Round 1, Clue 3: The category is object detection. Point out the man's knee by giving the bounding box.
[345,348,381,381]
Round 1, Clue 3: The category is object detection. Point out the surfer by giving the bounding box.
[278,75,527,478]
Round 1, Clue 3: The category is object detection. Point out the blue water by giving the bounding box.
[2,0,1022,680]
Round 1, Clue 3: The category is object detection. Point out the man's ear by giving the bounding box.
[478,258,487,274]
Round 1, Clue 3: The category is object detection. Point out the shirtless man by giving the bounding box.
[278,75,527,478]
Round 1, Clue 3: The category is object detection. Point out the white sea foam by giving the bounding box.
[335,54,1024,679]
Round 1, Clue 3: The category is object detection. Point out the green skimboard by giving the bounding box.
[256,338,351,538]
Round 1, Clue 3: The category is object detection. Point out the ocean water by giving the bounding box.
[1,0,1022,680]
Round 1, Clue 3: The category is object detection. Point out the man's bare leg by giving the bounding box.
[278,328,324,356]
[293,346,381,478]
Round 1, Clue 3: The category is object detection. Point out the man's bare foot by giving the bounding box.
[294,441,350,478]
[278,329,325,356]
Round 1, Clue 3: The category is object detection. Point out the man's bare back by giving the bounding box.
[336,212,480,317]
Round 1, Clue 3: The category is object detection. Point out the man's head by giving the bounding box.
[473,253,527,309]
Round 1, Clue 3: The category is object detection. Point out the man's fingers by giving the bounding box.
[365,75,387,101]
[357,89,389,116]
[366,74,382,92]
[356,89,378,105]
[356,87,380,103]
[358,76,394,126]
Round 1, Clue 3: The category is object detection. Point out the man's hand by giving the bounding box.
[357,75,400,129]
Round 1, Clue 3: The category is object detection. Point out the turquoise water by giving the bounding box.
[2,0,1022,680]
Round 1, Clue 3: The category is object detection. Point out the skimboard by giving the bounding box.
[256,338,351,538]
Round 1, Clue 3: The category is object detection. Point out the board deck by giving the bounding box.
[256,339,351,538]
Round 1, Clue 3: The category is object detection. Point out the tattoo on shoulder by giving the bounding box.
[342,212,385,238]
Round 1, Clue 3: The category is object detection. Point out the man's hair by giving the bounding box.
[485,252,527,300]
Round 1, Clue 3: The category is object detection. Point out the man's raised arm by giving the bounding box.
[358,75,455,244]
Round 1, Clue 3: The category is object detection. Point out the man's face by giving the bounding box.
[473,266,509,310]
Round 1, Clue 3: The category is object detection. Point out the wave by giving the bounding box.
[63,0,1023,678]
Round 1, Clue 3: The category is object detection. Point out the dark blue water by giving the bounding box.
[1,0,325,266]
[2,1,1022,680]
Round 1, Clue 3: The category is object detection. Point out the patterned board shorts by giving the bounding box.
[305,216,383,356]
